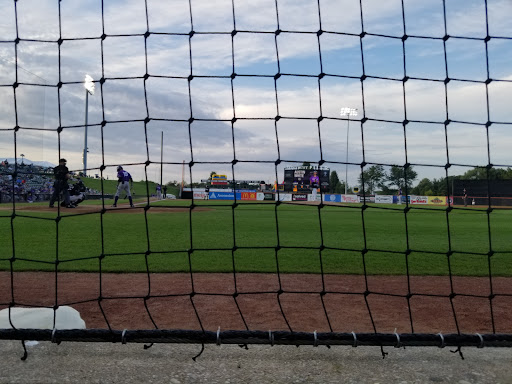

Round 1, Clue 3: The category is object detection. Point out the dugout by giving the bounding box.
[453,179,512,206]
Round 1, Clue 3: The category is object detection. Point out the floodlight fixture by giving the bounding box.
[340,107,358,195]
[340,107,358,117]
[84,74,95,95]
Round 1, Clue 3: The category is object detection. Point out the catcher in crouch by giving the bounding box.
[112,166,134,207]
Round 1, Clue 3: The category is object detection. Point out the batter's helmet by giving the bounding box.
[117,166,123,171]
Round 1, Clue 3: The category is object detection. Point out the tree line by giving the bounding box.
[349,165,512,196]
[181,165,512,196]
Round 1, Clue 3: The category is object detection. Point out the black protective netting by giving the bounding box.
[1,0,512,355]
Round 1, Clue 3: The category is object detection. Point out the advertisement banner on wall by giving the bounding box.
[193,192,209,199]
[275,193,292,201]
[323,194,341,203]
[410,196,428,205]
[341,195,360,203]
[375,195,393,204]
[241,191,257,200]
[210,188,234,193]
[263,193,274,201]
[292,194,308,201]
[428,196,447,205]
[359,195,375,203]
[393,195,409,204]
[209,192,234,200]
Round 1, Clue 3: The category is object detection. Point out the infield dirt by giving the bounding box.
[1,272,511,334]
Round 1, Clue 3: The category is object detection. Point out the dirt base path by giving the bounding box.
[1,272,511,334]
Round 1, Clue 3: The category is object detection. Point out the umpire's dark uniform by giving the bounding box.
[49,158,72,208]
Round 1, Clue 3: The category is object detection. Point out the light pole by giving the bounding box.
[340,107,358,195]
[160,130,163,191]
[83,74,95,177]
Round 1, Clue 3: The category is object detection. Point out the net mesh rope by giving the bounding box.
[1,0,512,350]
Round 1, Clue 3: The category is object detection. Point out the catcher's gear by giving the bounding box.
[65,179,87,206]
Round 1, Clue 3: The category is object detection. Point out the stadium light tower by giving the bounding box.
[340,107,358,195]
[83,74,95,177]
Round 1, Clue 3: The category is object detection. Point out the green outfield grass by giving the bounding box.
[0,201,511,276]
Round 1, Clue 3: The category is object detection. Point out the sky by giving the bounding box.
[0,0,511,187]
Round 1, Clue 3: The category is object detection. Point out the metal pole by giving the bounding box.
[180,160,185,197]
[451,177,455,206]
[345,117,349,195]
[83,90,89,176]
[160,131,163,188]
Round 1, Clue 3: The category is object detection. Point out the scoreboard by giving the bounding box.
[284,167,330,192]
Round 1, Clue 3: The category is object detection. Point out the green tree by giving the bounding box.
[329,170,341,193]
[410,177,455,196]
[411,178,433,195]
[209,171,217,180]
[387,165,418,192]
[461,167,512,180]
[377,184,396,195]
[432,177,457,196]
[358,165,386,194]
[302,162,312,169]
[334,182,345,194]
[165,180,180,187]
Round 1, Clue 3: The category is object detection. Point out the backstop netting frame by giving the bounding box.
[1,0,512,357]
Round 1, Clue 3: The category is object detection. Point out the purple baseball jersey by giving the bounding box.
[117,170,131,182]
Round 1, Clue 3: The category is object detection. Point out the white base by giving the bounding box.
[0,306,86,329]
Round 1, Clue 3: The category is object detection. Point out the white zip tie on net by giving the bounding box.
[437,333,445,348]
[352,331,358,347]
[476,333,484,348]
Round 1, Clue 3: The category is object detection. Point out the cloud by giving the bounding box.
[0,0,510,187]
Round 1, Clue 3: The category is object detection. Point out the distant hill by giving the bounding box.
[2,158,55,168]
[80,177,180,198]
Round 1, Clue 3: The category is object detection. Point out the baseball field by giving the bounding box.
[1,199,510,276]
[1,199,512,336]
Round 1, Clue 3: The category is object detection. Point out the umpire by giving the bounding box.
[49,158,74,208]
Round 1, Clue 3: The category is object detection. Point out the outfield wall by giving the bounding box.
[201,192,451,205]
[182,189,451,206]
[174,188,512,206]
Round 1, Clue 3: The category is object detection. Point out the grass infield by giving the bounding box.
[1,199,511,276]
